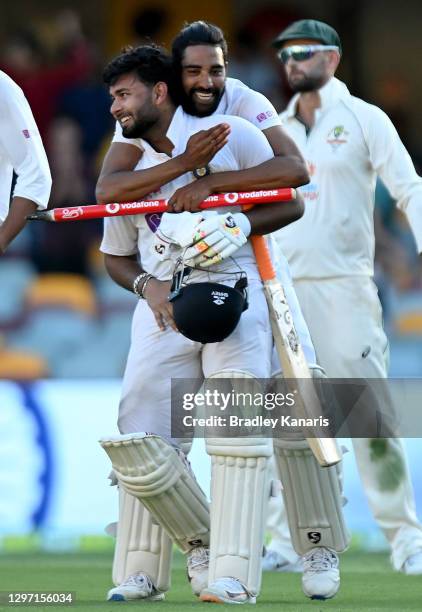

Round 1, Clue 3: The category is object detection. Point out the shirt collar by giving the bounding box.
[285,77,350,119]
[165,105,185,149]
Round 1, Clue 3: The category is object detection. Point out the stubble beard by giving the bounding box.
[288,72,327,93]
[122,117,157,138]
[120,105,159,138]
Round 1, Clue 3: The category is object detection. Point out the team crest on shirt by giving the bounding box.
[326,125,349,151]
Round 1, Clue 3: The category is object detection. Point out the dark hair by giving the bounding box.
[103,44,172,87]
[172,21,228,68]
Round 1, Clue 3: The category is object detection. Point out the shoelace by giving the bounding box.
[188,547,210,570]
[303,549,337,572]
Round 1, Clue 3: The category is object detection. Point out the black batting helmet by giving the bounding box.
[169,266,248,344]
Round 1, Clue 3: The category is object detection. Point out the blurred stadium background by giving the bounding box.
[0,0,421,555]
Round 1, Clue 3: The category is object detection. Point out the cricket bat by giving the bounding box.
[250,234,341,467]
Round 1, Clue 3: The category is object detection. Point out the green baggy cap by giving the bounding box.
[272,19,341,53]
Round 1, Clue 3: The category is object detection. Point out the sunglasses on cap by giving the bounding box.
[278,45,340,64]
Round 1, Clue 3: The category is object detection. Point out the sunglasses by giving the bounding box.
[278,45,339,64]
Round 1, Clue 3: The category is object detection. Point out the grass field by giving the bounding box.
[0,551,422,611]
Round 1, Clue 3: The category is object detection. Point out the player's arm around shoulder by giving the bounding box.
[210,114,309,188]
[96,139,149,203]
[171,116,303,232]
[224,117,305,234]
[231,81,309,186]
[96,120,230,204]
[262,124,309,186]
[95,117,189,204]
[169,115,308,213]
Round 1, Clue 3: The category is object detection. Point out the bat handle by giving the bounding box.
[242,202,277,282]
[249,236,277,282]
[26,210,53,221]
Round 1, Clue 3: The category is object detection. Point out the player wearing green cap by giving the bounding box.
[267,19,422,588]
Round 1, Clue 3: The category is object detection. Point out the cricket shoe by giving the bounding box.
[200,577,256,604]
[107,572,165,601]
[402,550,422,575]
[262,547,303,572]
[302,547,340,600]
[187,546,209,595]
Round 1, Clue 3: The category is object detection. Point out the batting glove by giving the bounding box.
[151,212,204,260]
[182,212,250,268]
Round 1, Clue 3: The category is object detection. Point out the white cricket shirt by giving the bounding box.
[101,106,274,280]
[214,77,281,130]
[0,71,51,222]
[274,77,422,280]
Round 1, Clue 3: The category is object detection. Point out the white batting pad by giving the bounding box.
[112,488,173,592]
[274,439,350,554]
[206,437,272,596]
[100,433,209,553]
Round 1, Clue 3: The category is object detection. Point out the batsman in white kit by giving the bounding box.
[98,43,349,604]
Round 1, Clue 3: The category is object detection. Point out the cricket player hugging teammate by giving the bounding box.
[98,44,349,605]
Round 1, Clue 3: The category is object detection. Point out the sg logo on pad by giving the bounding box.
[307,531,322,544]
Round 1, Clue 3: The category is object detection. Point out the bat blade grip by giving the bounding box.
[242,202,276,282]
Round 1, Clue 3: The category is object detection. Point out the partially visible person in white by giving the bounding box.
[268,18,422,577]
[0,71,51,254]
